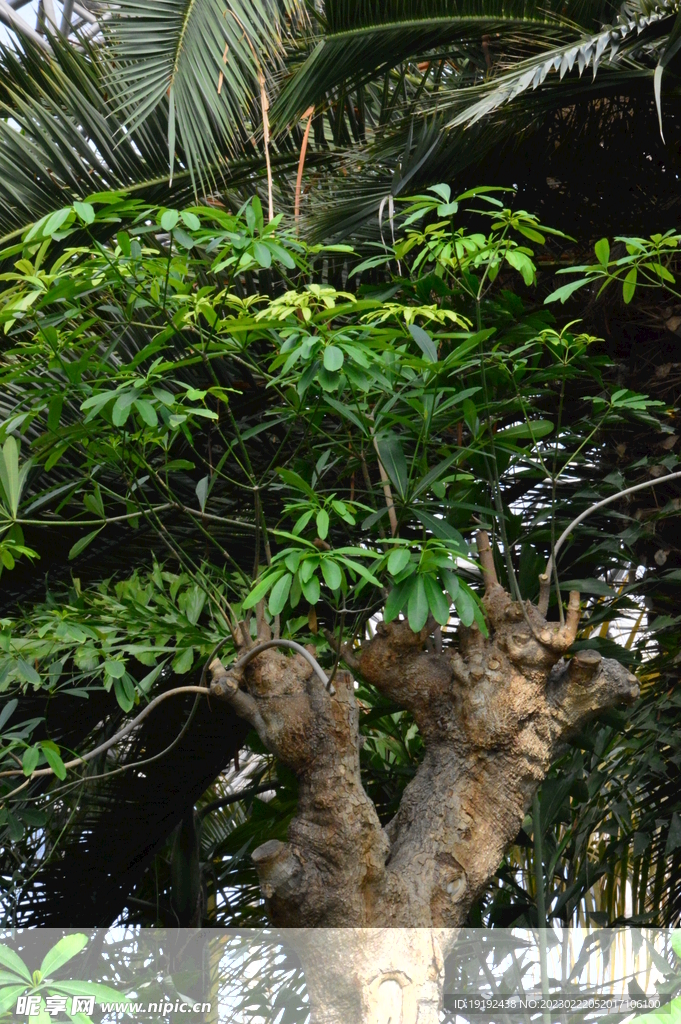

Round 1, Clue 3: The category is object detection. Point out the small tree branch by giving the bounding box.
[295,106,314,225]
[372,435,398,537]
[475,530,498,590]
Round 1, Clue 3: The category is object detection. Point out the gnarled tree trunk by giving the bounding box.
[209,532,639,1019]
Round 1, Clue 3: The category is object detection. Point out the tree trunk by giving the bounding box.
[209,532,639,929]
[288,929,455,1024]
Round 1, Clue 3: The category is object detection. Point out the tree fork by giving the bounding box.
[209,532,639,930]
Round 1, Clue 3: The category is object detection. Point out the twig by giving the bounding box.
[0,685,210,782]
[295,106,314,225]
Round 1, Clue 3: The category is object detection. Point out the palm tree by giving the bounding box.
[5,2,681,241]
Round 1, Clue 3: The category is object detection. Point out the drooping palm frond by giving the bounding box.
[273,0,617,125]
[446,0,679,131]
[270,0,681,242]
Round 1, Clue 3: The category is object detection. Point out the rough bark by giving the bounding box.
[286,928,456,1024]
[209,532,639,930]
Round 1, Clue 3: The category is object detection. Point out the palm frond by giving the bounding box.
[273,0,613,126]
[102,0,306,188]
[0,35,309,244]
[447,0,678,129]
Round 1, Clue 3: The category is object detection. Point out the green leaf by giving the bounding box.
[134,400,158,427]
[413,510,466,549]
[104,659,125,679]
[496,419,554,442]
[323,396,366,433]
[40,934,88,978]
[411,453,459,499]
[442,570,460,602]
[112,393,135,427]
[117,230,131,256]
[408,323,438,363]
[41,745,67,780]
[375,433,408,500]
[544,279,590,305]
[505,249,535,286]
[160,209,179,232]
[455,587,475,628]
[43,208,71,237]
[277,469,316,499]
[384,577,413,623]
[407,575,429,632]
[323,345,344,372]
[0,436,20,517]
[184,584,206,625]
[138,663,165,694]
[422,573,451,626]
[623,267,637,304]
[181,211,201,231]
[196,476,209,512]
[0,698,17,731]
[173,226,195,249]
[172,647,195,675]
[268,573,293,615]
[48,979,128,1003]
[300,573,320,605]
[560,579,614,596]
[594,238,610,266]
[47,395,63,432]
[6,812,23,842]
[517,224,545,244]
[114,676,135,712]
[253,242,272,268]
[68,529,103,561]
[387,548,410,576]
[73,201,95,224]
[316,509,330,540]
[22,746,39,776]
[0,947,31,983]
[242,570,285,610]
[17,658,40,685]
[320,559,341,590]
[0,946,30,978]
[0,986,28,1014]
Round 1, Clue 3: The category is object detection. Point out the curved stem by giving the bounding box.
[232,638,331,691]
[0,685,209,783]
[544,470,681,581]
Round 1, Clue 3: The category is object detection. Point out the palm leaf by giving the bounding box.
[447,0,677,129]
[273,0,611,125]
[102,0,306,188]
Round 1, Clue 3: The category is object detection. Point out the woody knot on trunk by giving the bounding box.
[208,531,639,929]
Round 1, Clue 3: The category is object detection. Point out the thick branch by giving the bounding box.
[209,622,388,925]
[210,548,639,928]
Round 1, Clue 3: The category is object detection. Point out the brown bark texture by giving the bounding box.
[209,532,639,929]
[287,928,456,1024]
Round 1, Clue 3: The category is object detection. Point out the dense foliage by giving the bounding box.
[0,181,679,928]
